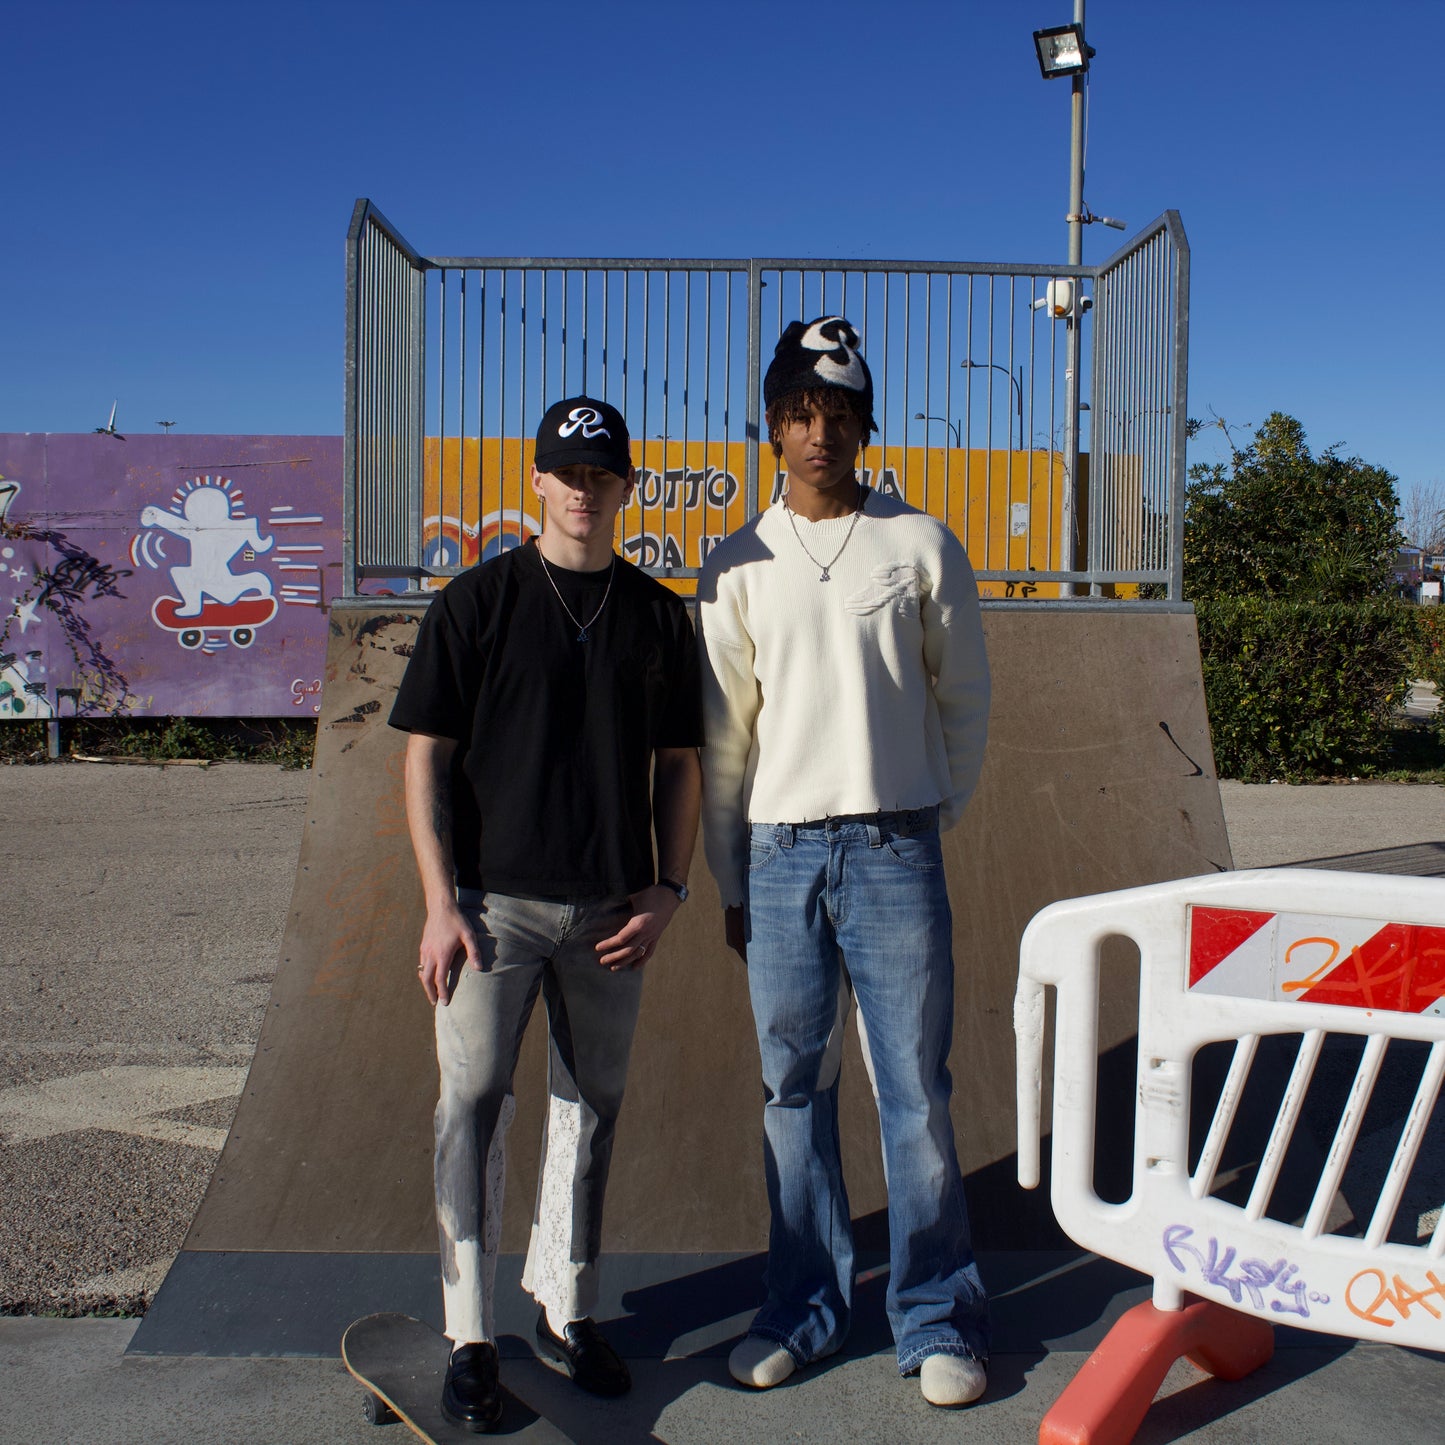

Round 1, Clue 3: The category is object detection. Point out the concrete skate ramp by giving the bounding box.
[139,599,1230,1352]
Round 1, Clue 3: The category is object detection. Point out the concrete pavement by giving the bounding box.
[4,1313,1440,1444]
[2,762,1443,1441]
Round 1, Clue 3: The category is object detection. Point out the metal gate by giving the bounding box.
[343,199,1188,602]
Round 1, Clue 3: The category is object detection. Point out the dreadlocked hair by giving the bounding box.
[765,386,874,456]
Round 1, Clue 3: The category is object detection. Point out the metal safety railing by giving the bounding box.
[1089,216,1189,592]
[344,206,426,576]
[343,200,1190,601]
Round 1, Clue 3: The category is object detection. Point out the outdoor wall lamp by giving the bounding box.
[1033,22,1094,79]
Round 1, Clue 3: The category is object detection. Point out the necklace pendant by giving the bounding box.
[576,628,589,643]
[819,569,830,582]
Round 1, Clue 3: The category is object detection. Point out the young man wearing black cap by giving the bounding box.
[390,396,702,1431]
[697,319,992,1407]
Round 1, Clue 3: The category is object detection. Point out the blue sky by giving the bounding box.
[4,0,1439,503]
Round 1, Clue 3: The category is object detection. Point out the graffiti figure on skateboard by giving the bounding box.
[140,484,274,612]
[341,1313,573,1442]
[139,480,277,648]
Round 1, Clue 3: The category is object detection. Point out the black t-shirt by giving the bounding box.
[388,541,703,899]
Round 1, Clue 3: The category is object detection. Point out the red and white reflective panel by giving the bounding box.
[1187,905,1445,1016]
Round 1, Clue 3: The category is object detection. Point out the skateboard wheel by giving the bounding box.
[232,627,255,648]
[361,1391,398,1426]
[179,629,203,650]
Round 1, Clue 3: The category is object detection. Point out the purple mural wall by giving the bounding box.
[0,434,341,719]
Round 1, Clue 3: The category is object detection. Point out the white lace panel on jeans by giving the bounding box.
[522,1093,585,1320]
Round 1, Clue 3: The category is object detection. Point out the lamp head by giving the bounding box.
[1033,23,1094,79]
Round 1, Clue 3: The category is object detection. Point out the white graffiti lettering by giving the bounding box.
[290,677,323,713]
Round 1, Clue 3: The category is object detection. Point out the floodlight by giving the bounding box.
[1033,23,1093,79]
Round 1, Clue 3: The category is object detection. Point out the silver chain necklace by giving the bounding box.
[782,483,867,581]
[537,549,616,642]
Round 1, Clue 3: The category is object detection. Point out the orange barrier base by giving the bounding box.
[1039,1298,1275,1445]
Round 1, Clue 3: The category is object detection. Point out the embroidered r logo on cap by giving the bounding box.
[558,406,611,440]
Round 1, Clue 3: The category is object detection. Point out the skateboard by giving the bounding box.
[151,593,277,650]
[341,1313,573,1442]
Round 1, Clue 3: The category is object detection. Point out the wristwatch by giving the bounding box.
[658,877,689,903]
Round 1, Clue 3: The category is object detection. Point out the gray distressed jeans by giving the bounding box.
[434,889,643,1343]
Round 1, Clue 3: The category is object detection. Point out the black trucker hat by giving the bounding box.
[533,396,633,481]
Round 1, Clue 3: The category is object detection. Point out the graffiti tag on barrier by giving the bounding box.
[1162,1224,1327,1318]
[1189,906,1445,1015]
[1346,1267,1445,1330]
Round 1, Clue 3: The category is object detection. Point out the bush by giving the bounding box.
[1413,606,1445,688]
[1196,599,1418,781]
[0,716,316,768]
[1185,413,1400,604]
[1413,606,1445,746]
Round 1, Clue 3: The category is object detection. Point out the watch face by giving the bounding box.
[662,878,688,902]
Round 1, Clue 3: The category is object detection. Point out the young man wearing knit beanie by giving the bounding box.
[697,317,992,1408]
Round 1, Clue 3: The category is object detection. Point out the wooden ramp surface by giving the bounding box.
[178,599,1229,1263]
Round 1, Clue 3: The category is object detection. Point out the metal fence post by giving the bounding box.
[745,259,763,520]
[342,200,367,601]
[1168,212,1191,603]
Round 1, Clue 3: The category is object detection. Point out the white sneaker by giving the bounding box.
[919,1351,987,1406]
[728,1335,798,1388]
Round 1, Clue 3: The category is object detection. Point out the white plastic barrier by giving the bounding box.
[1016,868,1445,1349]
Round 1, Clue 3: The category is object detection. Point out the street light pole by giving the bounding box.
[913,413,961,447]
[961,362,1024,449]
[1034,2,1116,595]
[1066,0,1086,271]
[1062,0,1086,593]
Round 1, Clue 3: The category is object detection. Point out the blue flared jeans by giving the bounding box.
[742,808,989,1373]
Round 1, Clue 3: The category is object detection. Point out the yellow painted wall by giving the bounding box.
[419,438,1081,598]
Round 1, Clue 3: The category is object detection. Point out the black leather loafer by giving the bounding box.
[441,1341,503,1433]
[534,1309,632,1397]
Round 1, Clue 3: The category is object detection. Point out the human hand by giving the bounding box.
[724,905,747,963]
[596,885,681,971]
[416,898,481,1005]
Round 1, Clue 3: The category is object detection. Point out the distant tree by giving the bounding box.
[1183,412,1401,603]
[1398,480,1445,555]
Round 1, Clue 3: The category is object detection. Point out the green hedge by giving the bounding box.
[1414,605,1445,699]
[1195,599,1420,781]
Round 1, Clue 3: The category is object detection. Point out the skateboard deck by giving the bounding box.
[341,1313,573,1443]
[151,593,278,649]
[152,594,278,628]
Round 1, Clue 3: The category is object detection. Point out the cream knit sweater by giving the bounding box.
[697,489,991,907]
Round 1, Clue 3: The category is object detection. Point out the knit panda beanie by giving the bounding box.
[763,316,877,432]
